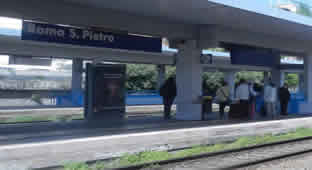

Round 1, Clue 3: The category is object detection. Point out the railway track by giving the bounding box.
[34,136,312,170]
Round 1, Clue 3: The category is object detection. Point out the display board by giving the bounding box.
[228,44,280,67]
[84,63,126,121]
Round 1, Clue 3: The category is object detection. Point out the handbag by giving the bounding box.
[220,88,231,104]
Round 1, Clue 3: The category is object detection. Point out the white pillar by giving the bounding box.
[157,65,166,90]
[224,71,236,100]
[280,71,285,87]
[300,55,312,113]
[72,58,83,92]
[175,40,202,120]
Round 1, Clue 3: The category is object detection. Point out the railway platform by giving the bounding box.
[1,114,312,169]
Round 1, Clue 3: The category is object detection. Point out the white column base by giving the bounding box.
[175,104,202,120]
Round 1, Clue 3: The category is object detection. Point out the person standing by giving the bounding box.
[279,84,291,116]
[235,79,250,118]
[248,82,258,119]
[264,82,277,119]
[160,77,177,119]
[216,81,230,120]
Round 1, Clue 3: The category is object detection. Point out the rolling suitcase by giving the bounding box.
[229,103,249,119]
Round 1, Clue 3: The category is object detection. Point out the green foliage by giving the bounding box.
[0,114,84,124]
[126,64,157,91]
[285,73,299,88]
[235,71,263,83]
[125,63,300,92]
[165,66,176,79]
[64,162,89,170]
[62,128,312,170]
[203,71,224,94]
[118,151,171,167]
[297,2,312,17]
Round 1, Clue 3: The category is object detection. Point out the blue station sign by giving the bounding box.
[21,21,162,53]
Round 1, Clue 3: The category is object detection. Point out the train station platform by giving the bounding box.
[1,114,312,169]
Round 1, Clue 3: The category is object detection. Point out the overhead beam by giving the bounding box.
[203,63,272,72]
[0,35,174,65]
[213,26,310,54]
[0,0,197,39]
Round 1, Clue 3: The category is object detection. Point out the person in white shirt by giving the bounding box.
[264,82,277,119]
[248,82,258,119]
[235,79,250,117]
[236,79,250,102]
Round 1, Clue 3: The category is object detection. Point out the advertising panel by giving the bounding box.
[85,64,126,121]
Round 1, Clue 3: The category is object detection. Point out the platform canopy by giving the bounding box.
[1,0,312,54]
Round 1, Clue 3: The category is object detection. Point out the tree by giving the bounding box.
[285,73,298,88]
[236,71,263,83]
[126,64,157,91]
[165,66,176,79]
[203,71,224,94]
[297,1,312,17]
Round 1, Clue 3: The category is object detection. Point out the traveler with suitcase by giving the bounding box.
[232,79,250,119]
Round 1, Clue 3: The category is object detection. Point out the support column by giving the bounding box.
[300,55,312,113]
[271,68,281,88]
[298,73,305,93]
[175,40,202,120]
[304,56,312,102]
[72,58,83,92]
[157,65,166,90]
[224,71,236,100]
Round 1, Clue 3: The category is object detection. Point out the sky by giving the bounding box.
[0,17,21,30]
[0,17,64,70]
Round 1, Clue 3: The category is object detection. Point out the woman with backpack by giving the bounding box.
[216,81,230,120]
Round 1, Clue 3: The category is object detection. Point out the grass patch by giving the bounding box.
[64,162,110,170]
[62,128,312,170]
[0,114,84,124]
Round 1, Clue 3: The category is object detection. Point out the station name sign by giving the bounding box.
[21,21,162,53]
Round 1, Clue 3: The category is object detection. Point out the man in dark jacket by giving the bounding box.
[279,84,291,116]
[160,77,177,119]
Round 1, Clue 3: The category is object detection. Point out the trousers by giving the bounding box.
[163,97,175,119]
[265,102,276,119]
